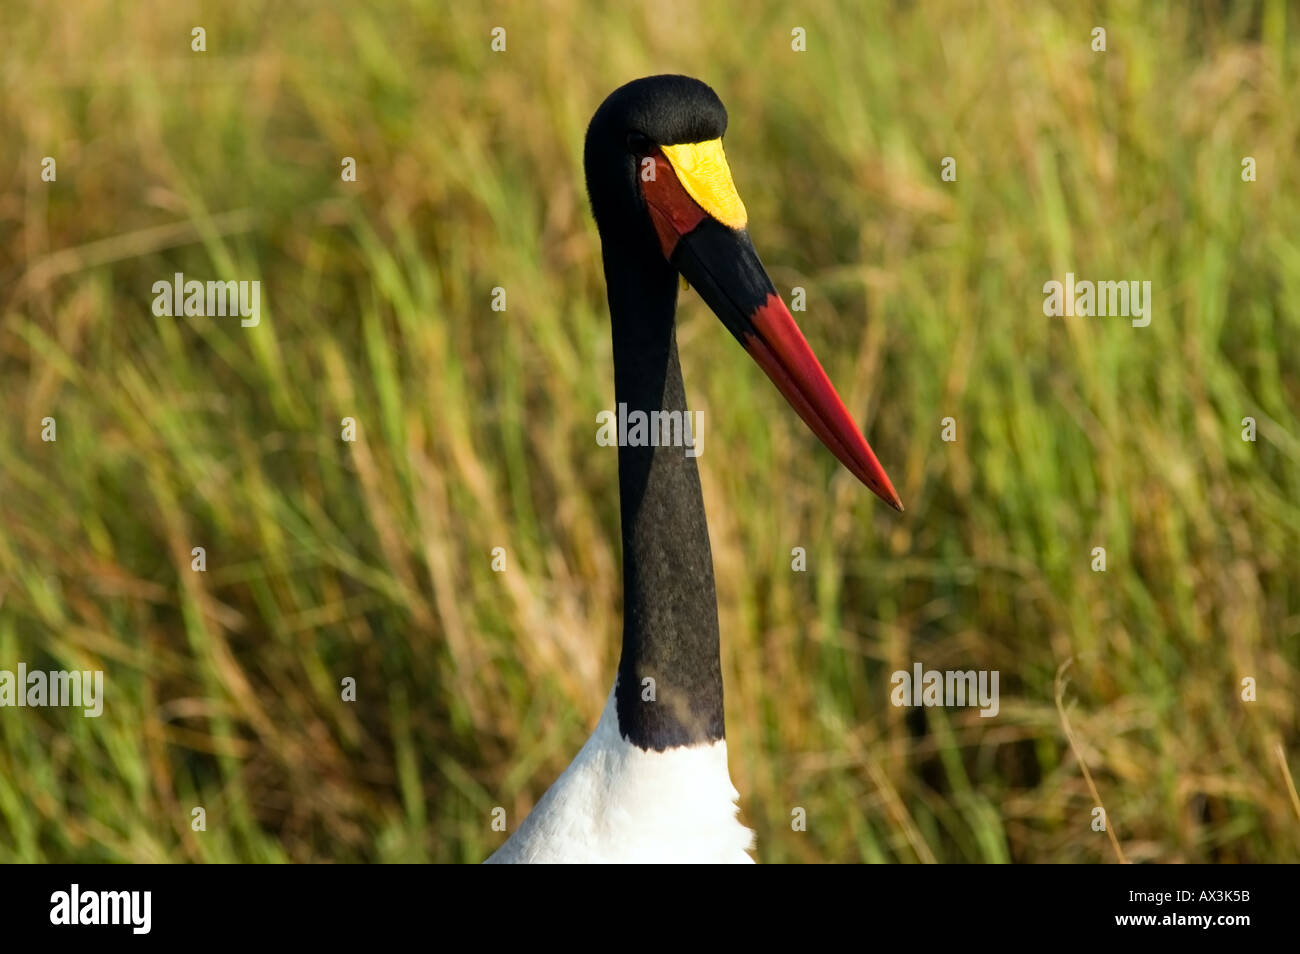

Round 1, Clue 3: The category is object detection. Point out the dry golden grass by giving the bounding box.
[0,0,1297,862]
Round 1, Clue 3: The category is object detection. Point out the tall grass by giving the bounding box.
[1,0,1297,862]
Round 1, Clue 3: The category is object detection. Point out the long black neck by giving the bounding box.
[604,244,725,751]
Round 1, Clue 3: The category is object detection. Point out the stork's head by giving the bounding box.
[584,75,903,511]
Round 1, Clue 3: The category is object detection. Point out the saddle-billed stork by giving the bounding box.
[487,75,902,863]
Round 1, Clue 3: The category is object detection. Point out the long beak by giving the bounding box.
[674,219,903,511]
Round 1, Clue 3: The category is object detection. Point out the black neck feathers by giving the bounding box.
[602,242,725,751]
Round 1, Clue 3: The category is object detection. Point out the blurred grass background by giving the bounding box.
[1,0,1298,863]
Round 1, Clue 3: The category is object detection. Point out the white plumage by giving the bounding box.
[486,685,754,864]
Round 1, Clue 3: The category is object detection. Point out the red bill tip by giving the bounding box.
[742,293,903,511]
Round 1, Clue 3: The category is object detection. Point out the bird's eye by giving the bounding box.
[626,132,654,155]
